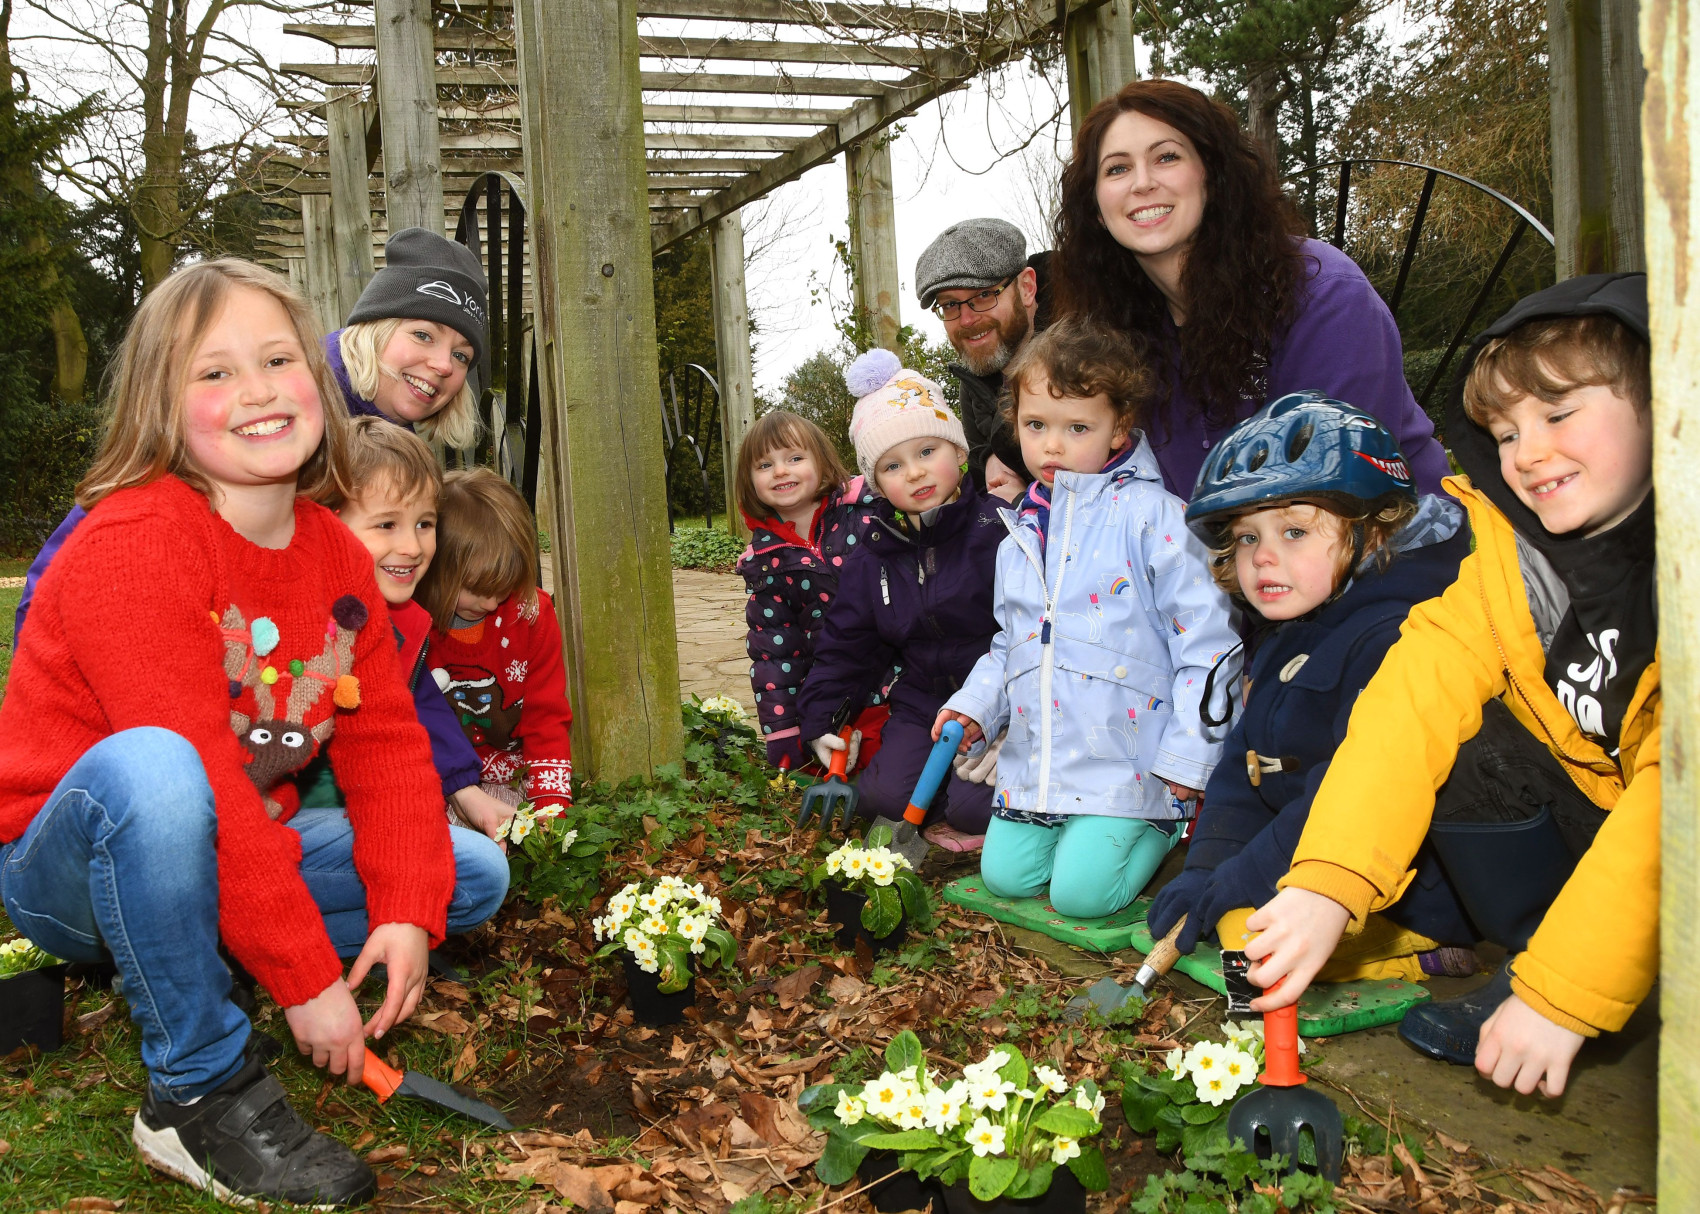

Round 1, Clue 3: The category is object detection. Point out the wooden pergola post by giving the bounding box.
[1065,0,1137,131]
[513,0,682,781]
[301,193,342,333]
[373,0,444,235]
[326,89,376,316]
[1644,0,1697,1198]
[845,136,903,353]
[710,210,756,539]
[1552,0,1644,276]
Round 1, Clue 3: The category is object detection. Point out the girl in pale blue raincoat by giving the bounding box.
[936,318,1241,919]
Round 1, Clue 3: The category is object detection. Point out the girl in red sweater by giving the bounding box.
[0,261,471,1208]
[418,468,574,816]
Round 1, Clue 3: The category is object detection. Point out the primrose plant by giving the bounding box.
[800,1030,1109,1201]
[806,823,931,937]
[593,875,739,994]
[1122,1022,1304,1156]
[0,937,61,978]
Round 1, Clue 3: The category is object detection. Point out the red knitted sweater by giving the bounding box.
[428,589,573,812]
[0,477,456,1007]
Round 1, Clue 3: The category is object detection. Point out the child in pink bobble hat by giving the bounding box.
[794,349,1005,851]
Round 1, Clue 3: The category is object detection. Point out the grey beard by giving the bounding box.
[957,336,1018,377]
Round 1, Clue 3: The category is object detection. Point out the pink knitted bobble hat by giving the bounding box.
[844,348,967,484]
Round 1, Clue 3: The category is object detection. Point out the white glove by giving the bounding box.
[953,728,1005,785]
[811,729,862,772]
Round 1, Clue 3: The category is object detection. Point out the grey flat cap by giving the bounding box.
[915,218,1027,310]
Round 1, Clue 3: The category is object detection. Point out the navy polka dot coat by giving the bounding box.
[738,477,881,767]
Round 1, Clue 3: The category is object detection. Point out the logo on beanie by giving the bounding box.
[417,280,487,326]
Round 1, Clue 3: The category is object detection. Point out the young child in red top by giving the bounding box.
[0,262,473,1208]
[420,468,574,815]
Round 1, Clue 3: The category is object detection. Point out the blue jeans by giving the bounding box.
[0,728,509,1103]
[980,813,1181,919]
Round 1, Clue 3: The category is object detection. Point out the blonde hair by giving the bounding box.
[1205,496,1418,603]
[339,319,481,449]
[310,415,441,513]
[735,410,852,520]
[417,467,539,630]
[77,259,349,509]
[1463,314,1649,425]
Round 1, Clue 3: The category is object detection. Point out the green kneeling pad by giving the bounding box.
[942,877,1430,1037]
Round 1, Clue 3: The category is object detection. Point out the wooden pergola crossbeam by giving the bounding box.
[283,61,893,95]
[333,0,986,33]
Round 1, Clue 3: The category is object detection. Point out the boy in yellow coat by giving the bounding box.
[1242,273,1656,1100]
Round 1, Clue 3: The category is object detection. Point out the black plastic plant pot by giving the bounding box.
[0,964,68,1054]
[857,1149,941,1212]
[622,955,696,1027]
[825,883,907,954]
[938,1166,1086,1214]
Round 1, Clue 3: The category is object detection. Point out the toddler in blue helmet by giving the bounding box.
[1147,392,1477,983]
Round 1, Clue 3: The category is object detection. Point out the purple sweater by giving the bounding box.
[13,332,480,800]
[1146,239,1450,500]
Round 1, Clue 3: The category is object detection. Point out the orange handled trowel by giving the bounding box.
[361,1048,514,1130]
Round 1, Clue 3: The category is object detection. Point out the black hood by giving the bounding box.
[1445,272,1648,536]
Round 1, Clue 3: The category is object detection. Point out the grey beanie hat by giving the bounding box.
[346,228,490,397]
[915,218,1027,310]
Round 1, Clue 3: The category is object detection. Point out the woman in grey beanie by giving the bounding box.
[324,228,491,449]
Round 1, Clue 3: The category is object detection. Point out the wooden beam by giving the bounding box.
[333,0,986,33]
[1550,0,1644,275]
[643,102,849,124]
[846,135,902,351]
[301,193,342,331]
[709,210,755,541]
[645,156,771,172]
[373,0,445,233]
[649,191,723,207]
[646,132,798,152]
[284,60,890,95]
[1064,0,1136,130]
[514,0,682,779]
[651,0,1108,250]
[648,174,740,189]
[326,89,376,314]
[1644,0,1696,1197]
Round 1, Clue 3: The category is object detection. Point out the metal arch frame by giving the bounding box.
[660,362,722,533]
[1292,158,1556,412]
[452,171,542,509]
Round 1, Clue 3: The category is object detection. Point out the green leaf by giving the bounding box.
[1067,1144,1111,1192]
[883,1030,925,1076]
[992,1044,1029,1090]
[655,936,693,993]
[1034,1105,1099,1137]
[862,885,903,936]
[1121,1084,1170,1134]
[967,1153,1019,1200]
[1180,1118,1229,1159]
[858,1129,944,1150]
[703,926,739,968]
[894,870,930,923]
[814,1129,870,1186]
[866,821,894,848]
[1004,1161,1054,1199]
[797,1083,852,1131]
[1181,1100,1225,1125]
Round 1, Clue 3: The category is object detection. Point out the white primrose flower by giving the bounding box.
[1033,1065,1068,1094]
[640,914,670,936]
[824,851,844,876]
[1196,1071,1235,1106]
[623,928,650,952]
[1220,1046,1258,1092]
[861,1074,915,1119]
[842,851,869,879]
[1163,1047,1187,1080]
[968,1074,1017,1112]
[866,856,896,887]
[558,827,579,854]
[1071,1087,1106,1117]
[835,1091,866,1125]
[1184,1041,1227,1084]
[608,893,638,923]
[967,1117,1006,1158]
[1051,1136,1082,1166]
[701,894,723,917]
[619,882,641,898]
[638,890,669,913]
[893,1089,929,1130]
[508,812,535,845]
[690,940,706,955]
[923,1082,967,1131]
[676,915,707,942]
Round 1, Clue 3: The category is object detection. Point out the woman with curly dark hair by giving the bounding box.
[1051,78,1449,498]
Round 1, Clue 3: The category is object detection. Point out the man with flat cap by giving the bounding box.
[915,218,1047,502]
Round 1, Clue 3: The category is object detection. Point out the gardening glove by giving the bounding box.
[766,734,809,771]
[1148,867,1239,957]
[953,728,1005,786]
[810,728,861,772]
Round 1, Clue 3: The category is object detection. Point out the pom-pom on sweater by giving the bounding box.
[429,589,574,812]
[0,476,456,1008]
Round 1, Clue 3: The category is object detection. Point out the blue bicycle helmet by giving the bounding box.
[1185,391,1418,543]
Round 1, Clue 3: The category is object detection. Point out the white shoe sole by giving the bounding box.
[133,1114,338,1211]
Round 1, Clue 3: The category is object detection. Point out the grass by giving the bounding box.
[0,585,20,705]
[0,557,31,577]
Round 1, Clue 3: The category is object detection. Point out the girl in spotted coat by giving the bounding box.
[735,411,889,771]
[419,468,574,815]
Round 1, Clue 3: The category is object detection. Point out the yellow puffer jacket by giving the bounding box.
[1281,474,1659,1035]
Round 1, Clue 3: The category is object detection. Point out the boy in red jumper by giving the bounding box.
[0,262,464,1208]
[419,468,574,816]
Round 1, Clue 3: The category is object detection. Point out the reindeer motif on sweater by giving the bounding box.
[219,595,367,818]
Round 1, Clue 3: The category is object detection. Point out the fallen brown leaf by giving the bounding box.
[826,975,867,1004]
[415,1010,473,1037]
[364,1145,410,1165]
[62,1201,122,1212]
[450,1039,479,1083]
[772,964,821,1010]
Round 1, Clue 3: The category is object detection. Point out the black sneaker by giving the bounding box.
[1397,960,1515,1065]
[133,1050,375,1209]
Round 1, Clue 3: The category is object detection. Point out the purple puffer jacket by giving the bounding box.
[738,476,882,767]
[798,481,1004,740]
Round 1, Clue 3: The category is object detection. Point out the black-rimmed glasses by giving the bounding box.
[931,277,1015,321]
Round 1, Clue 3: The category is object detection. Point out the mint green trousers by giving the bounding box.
[979,813,1180,919]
